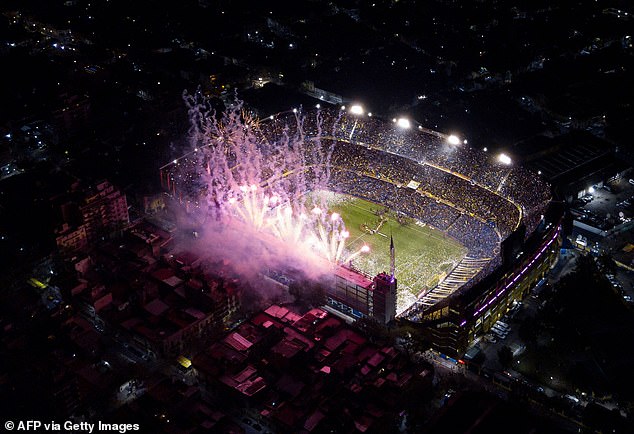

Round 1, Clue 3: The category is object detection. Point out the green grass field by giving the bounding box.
[315,191,468,312]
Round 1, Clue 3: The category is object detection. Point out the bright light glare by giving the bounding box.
[588,186,595,193]
[498,153,512,165]
[331,212,340,221]
[396,118,411,129]
[361,245,370,253]
[447,135,461,145]
[349,104,364,115]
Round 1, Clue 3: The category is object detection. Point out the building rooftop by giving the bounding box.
[335,265,374,289]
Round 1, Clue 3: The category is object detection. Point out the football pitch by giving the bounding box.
[318,191,468,312]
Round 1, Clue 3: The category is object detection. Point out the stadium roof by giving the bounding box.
[512,131,616,182]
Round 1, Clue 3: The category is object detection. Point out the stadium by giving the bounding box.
[160,103,562,357]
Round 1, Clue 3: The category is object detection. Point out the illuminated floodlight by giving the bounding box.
[483,147,488,152]
[498,153,512,165]
[537,170,542,175]
[396,118,411,129]
[368,112,372,117]
[292,108,298,113]
[315,103,321,109]
[173,159,178,165]
[349,104,364,115]
[447,135,461,145]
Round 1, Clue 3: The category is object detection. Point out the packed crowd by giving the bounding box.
[329,170,500,259]
[267,108,551,237]
[164,107,552,301]
[328,140,520,237]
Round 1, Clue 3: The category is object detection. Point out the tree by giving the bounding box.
[518,315,540,345]
[497,345,513,367]
[597,252,616,275]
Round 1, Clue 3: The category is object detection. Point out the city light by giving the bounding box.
[349,104,364,115]
[447,135,461,145]
[498,153,512,165]
[396,118,411,129]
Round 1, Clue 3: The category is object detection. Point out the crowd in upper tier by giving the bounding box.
[165,107,552,285]
[264,108,551,237]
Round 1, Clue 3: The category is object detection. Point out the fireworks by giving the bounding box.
[179,94,366,267]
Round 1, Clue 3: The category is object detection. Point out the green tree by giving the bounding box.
[518,315,540,345]
[497,345,513,367]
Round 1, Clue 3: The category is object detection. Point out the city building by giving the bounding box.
[54,180,129,253]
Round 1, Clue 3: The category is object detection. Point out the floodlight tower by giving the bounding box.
[498,153,512,165]
[396,118,411,129]
[447,134,461,145]
[349,104,364,141]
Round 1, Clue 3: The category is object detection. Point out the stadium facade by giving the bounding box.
[161,107,559,357]
[329,267,397,324]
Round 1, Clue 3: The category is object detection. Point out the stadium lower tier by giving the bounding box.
[400,219,562,358]
[328,170,500,260]
[327,139,522,238]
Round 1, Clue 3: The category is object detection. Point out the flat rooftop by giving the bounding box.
[335,265,374,289]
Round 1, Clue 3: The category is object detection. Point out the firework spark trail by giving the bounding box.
[181,95,366,269]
